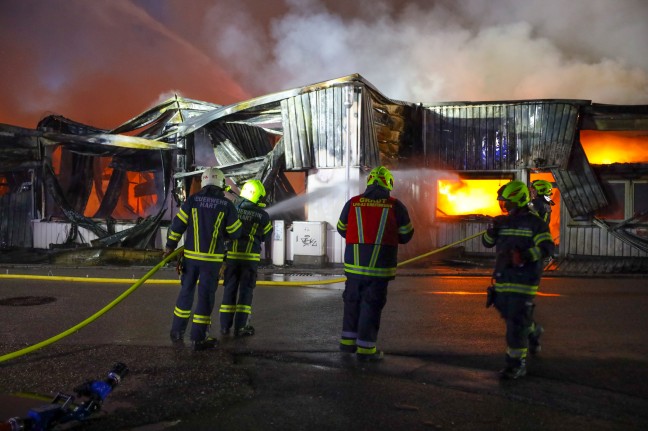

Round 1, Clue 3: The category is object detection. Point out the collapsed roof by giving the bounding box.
[1,74,647,250]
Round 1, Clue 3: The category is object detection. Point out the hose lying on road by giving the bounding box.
[0,231,485,363]
[0,248,183,363]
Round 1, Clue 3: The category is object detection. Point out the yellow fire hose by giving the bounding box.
[0,248,183,363]
[0,231,485,363]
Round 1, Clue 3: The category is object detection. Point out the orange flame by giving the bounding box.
[581,131,648,164]
[530,172,560,244]
[437,179,506,217]
[0,174,9,196]
[438,176,561,244]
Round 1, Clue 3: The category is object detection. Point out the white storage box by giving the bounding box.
[292,221,327,256]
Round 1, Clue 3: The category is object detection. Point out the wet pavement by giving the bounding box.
[1,263,647,430]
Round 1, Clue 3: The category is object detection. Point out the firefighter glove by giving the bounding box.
[162,246,175,259]
[486,285,496,308]
[176,251,185,275]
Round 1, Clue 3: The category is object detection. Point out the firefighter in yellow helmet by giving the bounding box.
[219,179,273,337]
[529,179,555,225]
[482,180,555,379]
[336,166,414,362]
[164,167,242,350]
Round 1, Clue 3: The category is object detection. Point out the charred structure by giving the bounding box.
[0,75,647,266]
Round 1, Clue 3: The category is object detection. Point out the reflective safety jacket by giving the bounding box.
[337,184,414,280]
[226,198,273,263]
[166,186,242,263]
[529,196,552,225]
[482,206,555,296]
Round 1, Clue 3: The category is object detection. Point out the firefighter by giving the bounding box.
[482,180,555,379]
[336,166,414,362]
[164,167,242,351]
[219,179,273,337]
[529,179,555,225]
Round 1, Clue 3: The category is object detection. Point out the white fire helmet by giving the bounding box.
[201,167,226,189]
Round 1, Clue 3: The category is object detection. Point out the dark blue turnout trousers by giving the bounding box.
[494,292,536,362]
[340,278,389,355]
[219,261,258,332]
[171,259,221,342]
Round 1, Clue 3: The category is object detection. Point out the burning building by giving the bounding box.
[0,74,647,267]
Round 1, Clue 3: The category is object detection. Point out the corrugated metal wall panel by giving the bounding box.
[310,91,329,167]
[0,192,32,248]
[552,141,608,217]
[423,101,580,171]
[433,221,492,253]
[331,87,344,168]
[563,221,648,258]
[210,122,273,163]
[282,87,356,170]
[361,91,381,168]
[281,85,382,170]
[282,97,309,169]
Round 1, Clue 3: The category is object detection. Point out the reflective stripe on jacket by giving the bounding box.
[344,195,399,246]
[227,198,273,262]
[166,186,242,263]
[337,184,413,280]
[482,207,554,295]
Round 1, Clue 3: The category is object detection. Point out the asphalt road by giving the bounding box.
[0,266,647,430]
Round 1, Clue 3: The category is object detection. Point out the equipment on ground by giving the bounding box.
[1,362,128,431]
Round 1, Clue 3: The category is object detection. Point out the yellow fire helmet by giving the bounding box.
[531,179,553,196]
[497,180,530,208]
[367,166,394,191]
[240,179,266,207]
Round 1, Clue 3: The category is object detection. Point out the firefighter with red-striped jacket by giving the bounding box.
[482,180,555,379]
[219,179,273,337]
[336,166,414,362]
[164,167,242,351]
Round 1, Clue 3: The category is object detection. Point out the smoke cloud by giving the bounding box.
[1,0,646,129]
[208,0,648,104]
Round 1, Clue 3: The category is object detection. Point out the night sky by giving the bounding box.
[1,0,647,130]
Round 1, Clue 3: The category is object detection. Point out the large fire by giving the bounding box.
[437,179,507,217]
[581,131,648,164]
[50,147,159,219]
[437,175,560,244]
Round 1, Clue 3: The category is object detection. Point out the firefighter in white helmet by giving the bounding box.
[164,167,242,350]
[219,179,273,337]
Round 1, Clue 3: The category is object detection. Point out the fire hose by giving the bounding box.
[0,248,183,364]
[0,231,485,363]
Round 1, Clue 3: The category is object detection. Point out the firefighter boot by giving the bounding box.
[528,324,544,354]
[339,344,357,354]
[357,343,384,362]
[236,325,255,337]
[170,330,184,346]
[193,337,219,351]
[357,350,384,363]
[500,354,527,380]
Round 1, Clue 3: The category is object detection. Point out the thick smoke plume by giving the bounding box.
[1,0,647,129]
[207,0,648,104]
